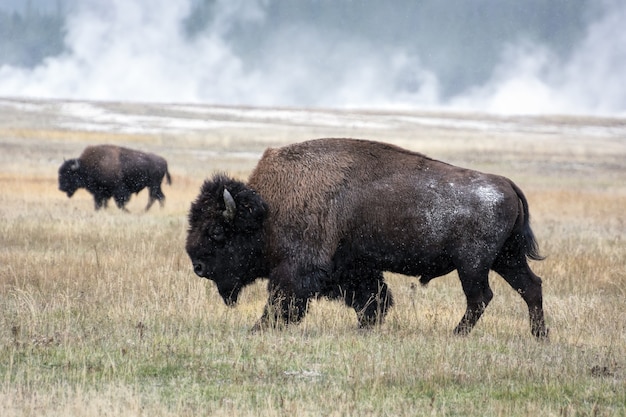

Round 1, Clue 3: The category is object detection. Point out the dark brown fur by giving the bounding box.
[59,144,171,211]
[186,138,547,338]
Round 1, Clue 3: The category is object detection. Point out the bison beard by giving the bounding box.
[186,138,548,339]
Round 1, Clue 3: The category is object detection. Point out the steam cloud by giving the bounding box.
[450,0,626,115]
[0,0,624,116]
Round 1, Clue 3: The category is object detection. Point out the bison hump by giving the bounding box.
[250,146,354,208]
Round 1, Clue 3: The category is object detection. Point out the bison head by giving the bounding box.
[186,174,269,305]
[58,159,83,197]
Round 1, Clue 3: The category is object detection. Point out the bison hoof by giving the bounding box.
[250,321,266,333]
[357,318,383,329]
[250,319,276,333]
[250,317,289,333]
[452,325,472,336]
[533,327,550,341]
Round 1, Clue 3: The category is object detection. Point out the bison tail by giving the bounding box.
[509,180,544,262]
[165,170,172,185]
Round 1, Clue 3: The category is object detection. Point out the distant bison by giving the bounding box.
[59,144,171,211]
[186,138,548,338]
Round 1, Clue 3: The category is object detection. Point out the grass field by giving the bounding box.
[0,99,625,416]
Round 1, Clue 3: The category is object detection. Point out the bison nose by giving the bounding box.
[193,261,206,277]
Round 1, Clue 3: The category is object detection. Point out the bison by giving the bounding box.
[186,138,548,338]
[59,144,171,211]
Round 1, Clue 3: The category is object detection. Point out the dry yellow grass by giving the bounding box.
[0,99,624,416]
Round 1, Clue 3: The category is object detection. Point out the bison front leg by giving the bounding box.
[342,273,394,328]
[252,291,309,332]
[455,269,493,336]
[252,262,322,331]
[355,282,394,328]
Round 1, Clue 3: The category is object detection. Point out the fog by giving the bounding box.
[0,0,624,115]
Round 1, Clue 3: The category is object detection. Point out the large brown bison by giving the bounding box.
[59,144,171,211]
[186,138,548,338]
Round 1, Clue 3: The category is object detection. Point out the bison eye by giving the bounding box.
[209,224,226,243]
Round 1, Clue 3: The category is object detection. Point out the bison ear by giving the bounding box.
[222,188,237,222]
[70,159,80,170]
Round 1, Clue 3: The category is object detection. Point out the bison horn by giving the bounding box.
[70,159,80,170]
[222,188,237,222]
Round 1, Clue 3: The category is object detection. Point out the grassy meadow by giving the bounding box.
[0,99,625,416]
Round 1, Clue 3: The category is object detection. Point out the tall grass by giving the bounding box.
[1,107,625,416]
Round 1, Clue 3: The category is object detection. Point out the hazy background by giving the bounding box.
[1,0,624,115]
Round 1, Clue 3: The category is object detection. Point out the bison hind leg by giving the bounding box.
[492,254,548,339]
[94,196,107,210]
[454,267,494,336]
[146,186,166,211]
[113,189,131,211]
